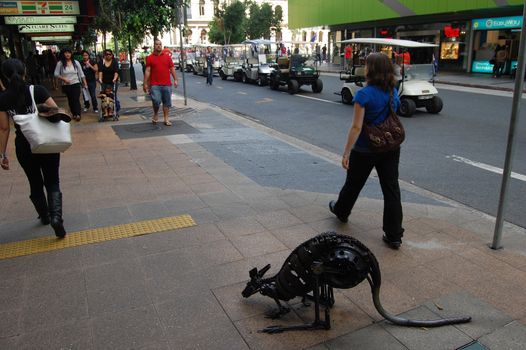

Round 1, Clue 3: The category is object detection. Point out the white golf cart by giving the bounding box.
[193,44,223,76]
[339,38,442,117]
[241,39,276,86]
[218,44,245,82]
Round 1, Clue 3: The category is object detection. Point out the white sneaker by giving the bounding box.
[94,109,99,113]
[83,107,88,112]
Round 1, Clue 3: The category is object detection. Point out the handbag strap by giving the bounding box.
[367,90,393,126]
[28,85,37,113]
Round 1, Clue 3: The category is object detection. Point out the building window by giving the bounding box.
[201,29,207,43]
[302,31,307,42]
[318,31,323,42]
[199,0,205,16]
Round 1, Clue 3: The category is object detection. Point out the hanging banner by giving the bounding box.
[0,1,79,15]
[4,15,77,24]
[18,24,74,33]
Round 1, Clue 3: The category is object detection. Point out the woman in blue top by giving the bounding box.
[329,53,404,249]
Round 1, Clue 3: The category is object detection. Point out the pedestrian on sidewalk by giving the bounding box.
[97,49,119,93]
[205,46,215,86]
[494,45,508,78]
[0,58,69,238]
[81,50,99,113]
[54,48,87,121]
[143,39,178,126]
[329,53,404,249]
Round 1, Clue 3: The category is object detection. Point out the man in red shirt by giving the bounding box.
[143,39,178,126]
[344,44,352,70]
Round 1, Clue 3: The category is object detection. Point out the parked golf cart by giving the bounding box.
[218,44,245,82]
[240,39,276,86]
[269,51,323,94]
[339,38,442,117]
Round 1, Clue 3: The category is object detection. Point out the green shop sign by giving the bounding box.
[472,16,522,30]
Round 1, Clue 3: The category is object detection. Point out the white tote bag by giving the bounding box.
[12,86,72,154]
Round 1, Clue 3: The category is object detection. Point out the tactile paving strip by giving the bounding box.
[0,214,196,260]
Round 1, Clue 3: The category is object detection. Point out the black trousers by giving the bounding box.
[83,80,98,110]
[333,148,404,240]
[15,135,60,198]
[62,83,81,117]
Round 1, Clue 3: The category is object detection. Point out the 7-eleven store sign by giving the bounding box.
[18,1,80,15]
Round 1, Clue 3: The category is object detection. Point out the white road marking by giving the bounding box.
[295,94,340,105]
[237,91,247,95]
[435,83,526,99]
[447,155,526,182]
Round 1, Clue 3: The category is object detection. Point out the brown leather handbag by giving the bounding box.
[362,92,405,153]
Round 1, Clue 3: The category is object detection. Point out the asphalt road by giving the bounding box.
[132,64,526,228]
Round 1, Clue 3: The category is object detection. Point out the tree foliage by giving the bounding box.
[245,2,282,40]
[209,1,246,45]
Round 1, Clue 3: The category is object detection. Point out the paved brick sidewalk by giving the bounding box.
[0,84,525,349]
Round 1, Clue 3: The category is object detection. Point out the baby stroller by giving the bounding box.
[98,82,120,122]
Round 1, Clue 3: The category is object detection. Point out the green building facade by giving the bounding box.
[289,0,524,73]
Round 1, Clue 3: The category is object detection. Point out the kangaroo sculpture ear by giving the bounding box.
[249,267,258,278]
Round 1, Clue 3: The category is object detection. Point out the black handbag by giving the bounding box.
[362,92,405,153]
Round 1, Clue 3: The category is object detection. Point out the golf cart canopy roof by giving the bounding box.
[242,39,275,45]
[340,38,438,48]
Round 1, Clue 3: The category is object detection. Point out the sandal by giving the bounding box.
[164,121,172,126]
[152,118,158,124]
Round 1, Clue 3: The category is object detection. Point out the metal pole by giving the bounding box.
[491,2,526,249]
[177,1,187,106]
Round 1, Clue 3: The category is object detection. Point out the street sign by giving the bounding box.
[18,24,74,33]
[4,15,77,24]
[0,1,79,15]
[31,35,72,41]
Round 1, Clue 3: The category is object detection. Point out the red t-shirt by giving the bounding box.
[146,53,174,86]
[344,46,352,59]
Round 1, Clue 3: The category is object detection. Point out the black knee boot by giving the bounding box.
[30,195,50,225]
[48,191,66,238]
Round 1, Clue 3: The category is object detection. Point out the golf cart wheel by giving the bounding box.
[233,72,242,82]
[341,88,353,104]
[192,68,197,75]
[288,79,299,94]
[398,98,416,117]
[312,79,323,93]
[426,96,443,114]
[270,78,279,90]
[220,71,227,80]
[242,74,249,84]
[257,77,264,86]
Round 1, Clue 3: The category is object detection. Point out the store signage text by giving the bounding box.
[5,16,77,25]
[32,35,72,42]
[18,24,74,33]
[0,1,79,15]
[472,16,522,30]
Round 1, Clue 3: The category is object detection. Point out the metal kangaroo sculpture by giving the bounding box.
[242,232,471,333]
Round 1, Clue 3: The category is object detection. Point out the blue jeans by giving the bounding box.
[207,65,213,85]
[150,85,172,108]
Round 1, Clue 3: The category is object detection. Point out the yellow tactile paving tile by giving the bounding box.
[0,214,196,260]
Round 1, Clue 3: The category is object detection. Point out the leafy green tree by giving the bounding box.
[209,1,246,45]
[245,2,281,40]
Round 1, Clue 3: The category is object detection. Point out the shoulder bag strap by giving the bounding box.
[367,92,391,125]
[29,85,37,113]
